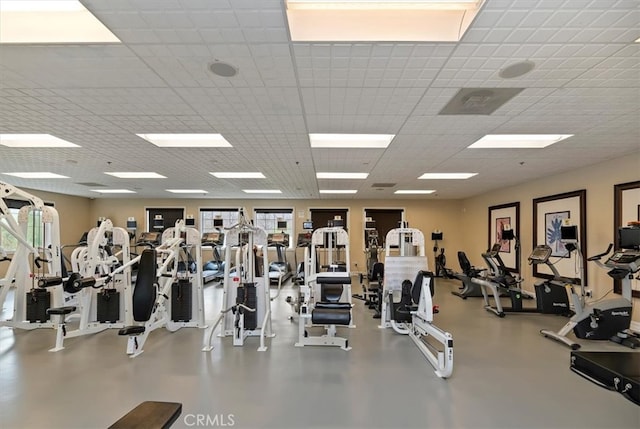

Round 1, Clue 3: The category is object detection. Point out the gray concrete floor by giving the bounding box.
[0,278,638,429]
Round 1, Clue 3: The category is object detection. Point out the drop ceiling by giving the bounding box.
[0,0,638,200]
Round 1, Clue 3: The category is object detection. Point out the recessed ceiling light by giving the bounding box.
[136,134,232,148]
[91,189,136,194]
[309,134,395,148]
[319,190,358,194]
[317,172,369,179]
[394,190,436,194]
[208,61,238,77]
[418,173,477,179]
[105,172,166,179]
[286,0,486,42]
[243,189,282,194]
[0,0,121,44]
[3,172,69,179]
[0,134,80,148]
[211,172,266,179]
[468,134,574,149]
[635,37,640,43]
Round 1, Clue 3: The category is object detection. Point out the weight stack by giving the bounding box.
[97,289,120,323]
[171,279,192,322]
[26,289,51,323]
[237,283,257,330]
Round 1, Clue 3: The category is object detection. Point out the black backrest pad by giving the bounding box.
[133,249,157,322]
[372,262,384,280]
[458,251,472,274]
[412,270,434,304]
[321,284,344,302]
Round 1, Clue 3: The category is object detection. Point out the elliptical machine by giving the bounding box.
[541,225,639,349]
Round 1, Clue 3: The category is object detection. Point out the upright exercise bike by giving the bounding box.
[541,226,639,349]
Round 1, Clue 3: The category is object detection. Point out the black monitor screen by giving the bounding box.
[365,221,376,229]
[431,231,443,241]
[560,225,578,241]
[185,217,196,227]
[618,227,640,250]
[277,220,288,229]
[501,229,514,241]
[302,221,313,230]
[213,218,224,228]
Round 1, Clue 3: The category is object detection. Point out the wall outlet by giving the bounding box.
[585,289,593,298]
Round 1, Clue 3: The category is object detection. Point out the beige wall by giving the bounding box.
[460,153,640,321]
[88,197,464,273]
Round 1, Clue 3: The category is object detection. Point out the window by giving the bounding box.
[0,199,54,252]
[364,208,404,247]
[145,208,185,233]
[200,208,240,233]
[254,209,294,242]
[310,208,349,232]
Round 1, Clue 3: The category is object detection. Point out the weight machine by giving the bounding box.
[202,210,273,352]
[380,227,454,378]
[295,226,354,351]
[115,219,205,357]
[0,181,64,331]
[46,218,133,351]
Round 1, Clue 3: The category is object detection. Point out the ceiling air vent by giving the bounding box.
[76,182,106,187]
[371,183,396,188]
[439,88,523,115]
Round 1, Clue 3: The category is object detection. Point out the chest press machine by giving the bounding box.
[45,219,133,352]
[295,227,355,351]
[202,211,274,352]
[112,220,205,357]
[0,181,65,332]
[379,227,454,379]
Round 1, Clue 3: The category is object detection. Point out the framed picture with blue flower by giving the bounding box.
[533,190,587,285]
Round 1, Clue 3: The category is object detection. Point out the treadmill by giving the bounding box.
[201,231,225,283]
[267,232,292,284]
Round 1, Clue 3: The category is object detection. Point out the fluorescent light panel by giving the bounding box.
[211,172,265,179]
[3,172,69,179]
[286,0,486,42]
[243,189,282,194]
[418,173,477,179]
[287,1,482,10]
[319,190,358,194]
[468,134,574,149]
[394,190,436,194]
[310,133,395,148]
[0,0,121,44]
[0,134,80,148]
[91,189,136,194]
[105,172,166,179]
[137,134,232,148]
[317,172,369,179]
[166,189,208,194]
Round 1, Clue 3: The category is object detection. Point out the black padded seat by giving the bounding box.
[312,308,351,325]
[317,276,351,284]
[119,326,146,336]
[315,302,352,310]
[46,306,76,315]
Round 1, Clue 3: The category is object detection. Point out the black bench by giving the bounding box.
[109,401,182,429]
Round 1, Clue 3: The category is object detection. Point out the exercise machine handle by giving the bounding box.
[587,243,613,261]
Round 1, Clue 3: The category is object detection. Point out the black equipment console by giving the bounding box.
[201,232,223,245]
[297,232,312,247]
[268,233,290,247]
[528,245,552,263]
